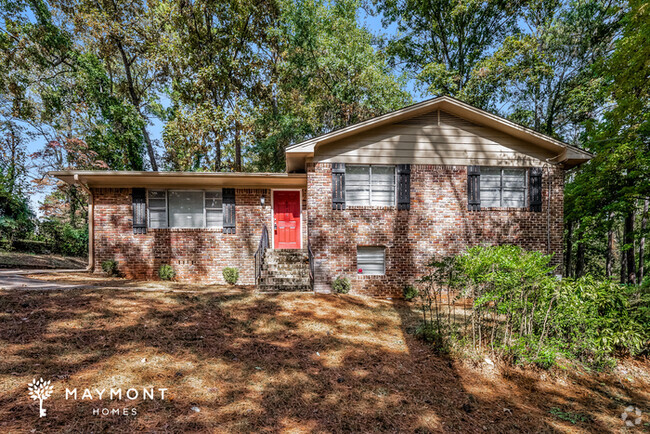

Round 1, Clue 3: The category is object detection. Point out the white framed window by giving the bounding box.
[147,190,222,228]
[148,190,167,228]
[205,190,223,228]
[346,165,395,206]
[357,246,386,275]
[168,191,204,228]
[480,168,527,208]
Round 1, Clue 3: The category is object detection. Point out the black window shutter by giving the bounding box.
[223,188,236,234]
[132,188,147,234]
[332,163,346,210]
[467,166,481,211]
[529,167,543,212]
[396,164,411,210]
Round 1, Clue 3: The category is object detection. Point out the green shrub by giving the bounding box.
[12,239,48,254]
[158,264,176,281]
[415,245,649,369]
[222,267,239,285]
[403,285,419,301]
[101,260,119,277]
[332,276,351,294]
[549,407,590,424]
[415,322,449,354]
[38,220,88,257]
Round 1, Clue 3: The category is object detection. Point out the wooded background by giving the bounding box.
[0,0,648,284]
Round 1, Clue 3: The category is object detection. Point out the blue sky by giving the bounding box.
[25,6,422,216]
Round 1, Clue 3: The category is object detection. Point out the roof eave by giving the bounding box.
[285,96,594,167]
[50,171,308,189]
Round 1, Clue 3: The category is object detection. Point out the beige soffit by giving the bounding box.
[286,95,593,167]
[50,171,308,188]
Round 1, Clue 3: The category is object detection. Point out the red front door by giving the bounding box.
[273,190,301,249]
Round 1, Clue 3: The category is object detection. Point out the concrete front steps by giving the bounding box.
[258,249,311,292]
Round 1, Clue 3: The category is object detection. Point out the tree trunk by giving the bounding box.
[234,119,241,172]
[214,142,221,172]
[565,221,573,277]
[624,211,636,284]
[620,224,627,284]
[638,199,647,284]
[576,230,585,278]
[141,127,158,171]
[115,39,158,171]
[69,187,77,227]
[605,214,614,279]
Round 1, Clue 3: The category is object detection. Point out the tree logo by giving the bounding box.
[28,378,54,417]
[621,406,642,427]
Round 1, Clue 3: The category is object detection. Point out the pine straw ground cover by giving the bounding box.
[0,283,648,433]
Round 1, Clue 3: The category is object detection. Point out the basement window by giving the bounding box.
[357,246,386,275]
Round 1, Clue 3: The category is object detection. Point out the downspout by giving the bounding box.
[545,154,563,267]
[74,174,94,272]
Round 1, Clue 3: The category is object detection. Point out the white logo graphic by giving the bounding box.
[621,406,642,427]
[28,378,54,417]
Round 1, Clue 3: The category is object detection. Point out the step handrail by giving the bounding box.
[254,225,269,284]
[308,240,314,289]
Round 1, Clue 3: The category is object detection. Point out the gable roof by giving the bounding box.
[286,96,592,171]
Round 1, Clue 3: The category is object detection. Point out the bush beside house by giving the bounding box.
[415,245,649,369]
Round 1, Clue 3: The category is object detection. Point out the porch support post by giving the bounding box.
[74,174,94,273]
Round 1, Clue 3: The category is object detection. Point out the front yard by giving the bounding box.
[0,276,648,432]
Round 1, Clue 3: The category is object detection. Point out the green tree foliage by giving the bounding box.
[250,0,411,172]
[156,0,276,172]
[50,0,165,170]
[376,0,525,102]
[1,0,146,171]
[563,0,649,283]
[466,0,621,138]
[157,0,410,172]
[0,122,34,248]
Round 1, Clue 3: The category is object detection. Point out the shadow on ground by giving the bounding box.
[0,288,647,432]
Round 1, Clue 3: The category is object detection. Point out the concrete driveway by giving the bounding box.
[0,270,89,291]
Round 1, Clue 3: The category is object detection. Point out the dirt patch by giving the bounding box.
[0,251,87,270]
[0,287,647,432]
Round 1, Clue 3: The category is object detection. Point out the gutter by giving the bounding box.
[73,174,94,273]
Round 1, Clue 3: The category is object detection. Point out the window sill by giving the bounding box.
[478,207,530,212]
[356,274,386,278]
[148,227,223,231]
[345,206,396,210]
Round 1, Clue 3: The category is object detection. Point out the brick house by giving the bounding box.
[52,96,592,297]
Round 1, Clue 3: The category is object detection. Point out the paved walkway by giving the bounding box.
[0,270,89,291]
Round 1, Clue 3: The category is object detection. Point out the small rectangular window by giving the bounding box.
[346,165,395,206]
[357,246,385,275]
[148,190,167,228]
[480,167,526,208]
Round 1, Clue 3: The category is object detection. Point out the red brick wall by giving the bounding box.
[307,163,564,297]
[92,188,276,284]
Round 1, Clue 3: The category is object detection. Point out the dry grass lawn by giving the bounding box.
[0,276,648,433]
